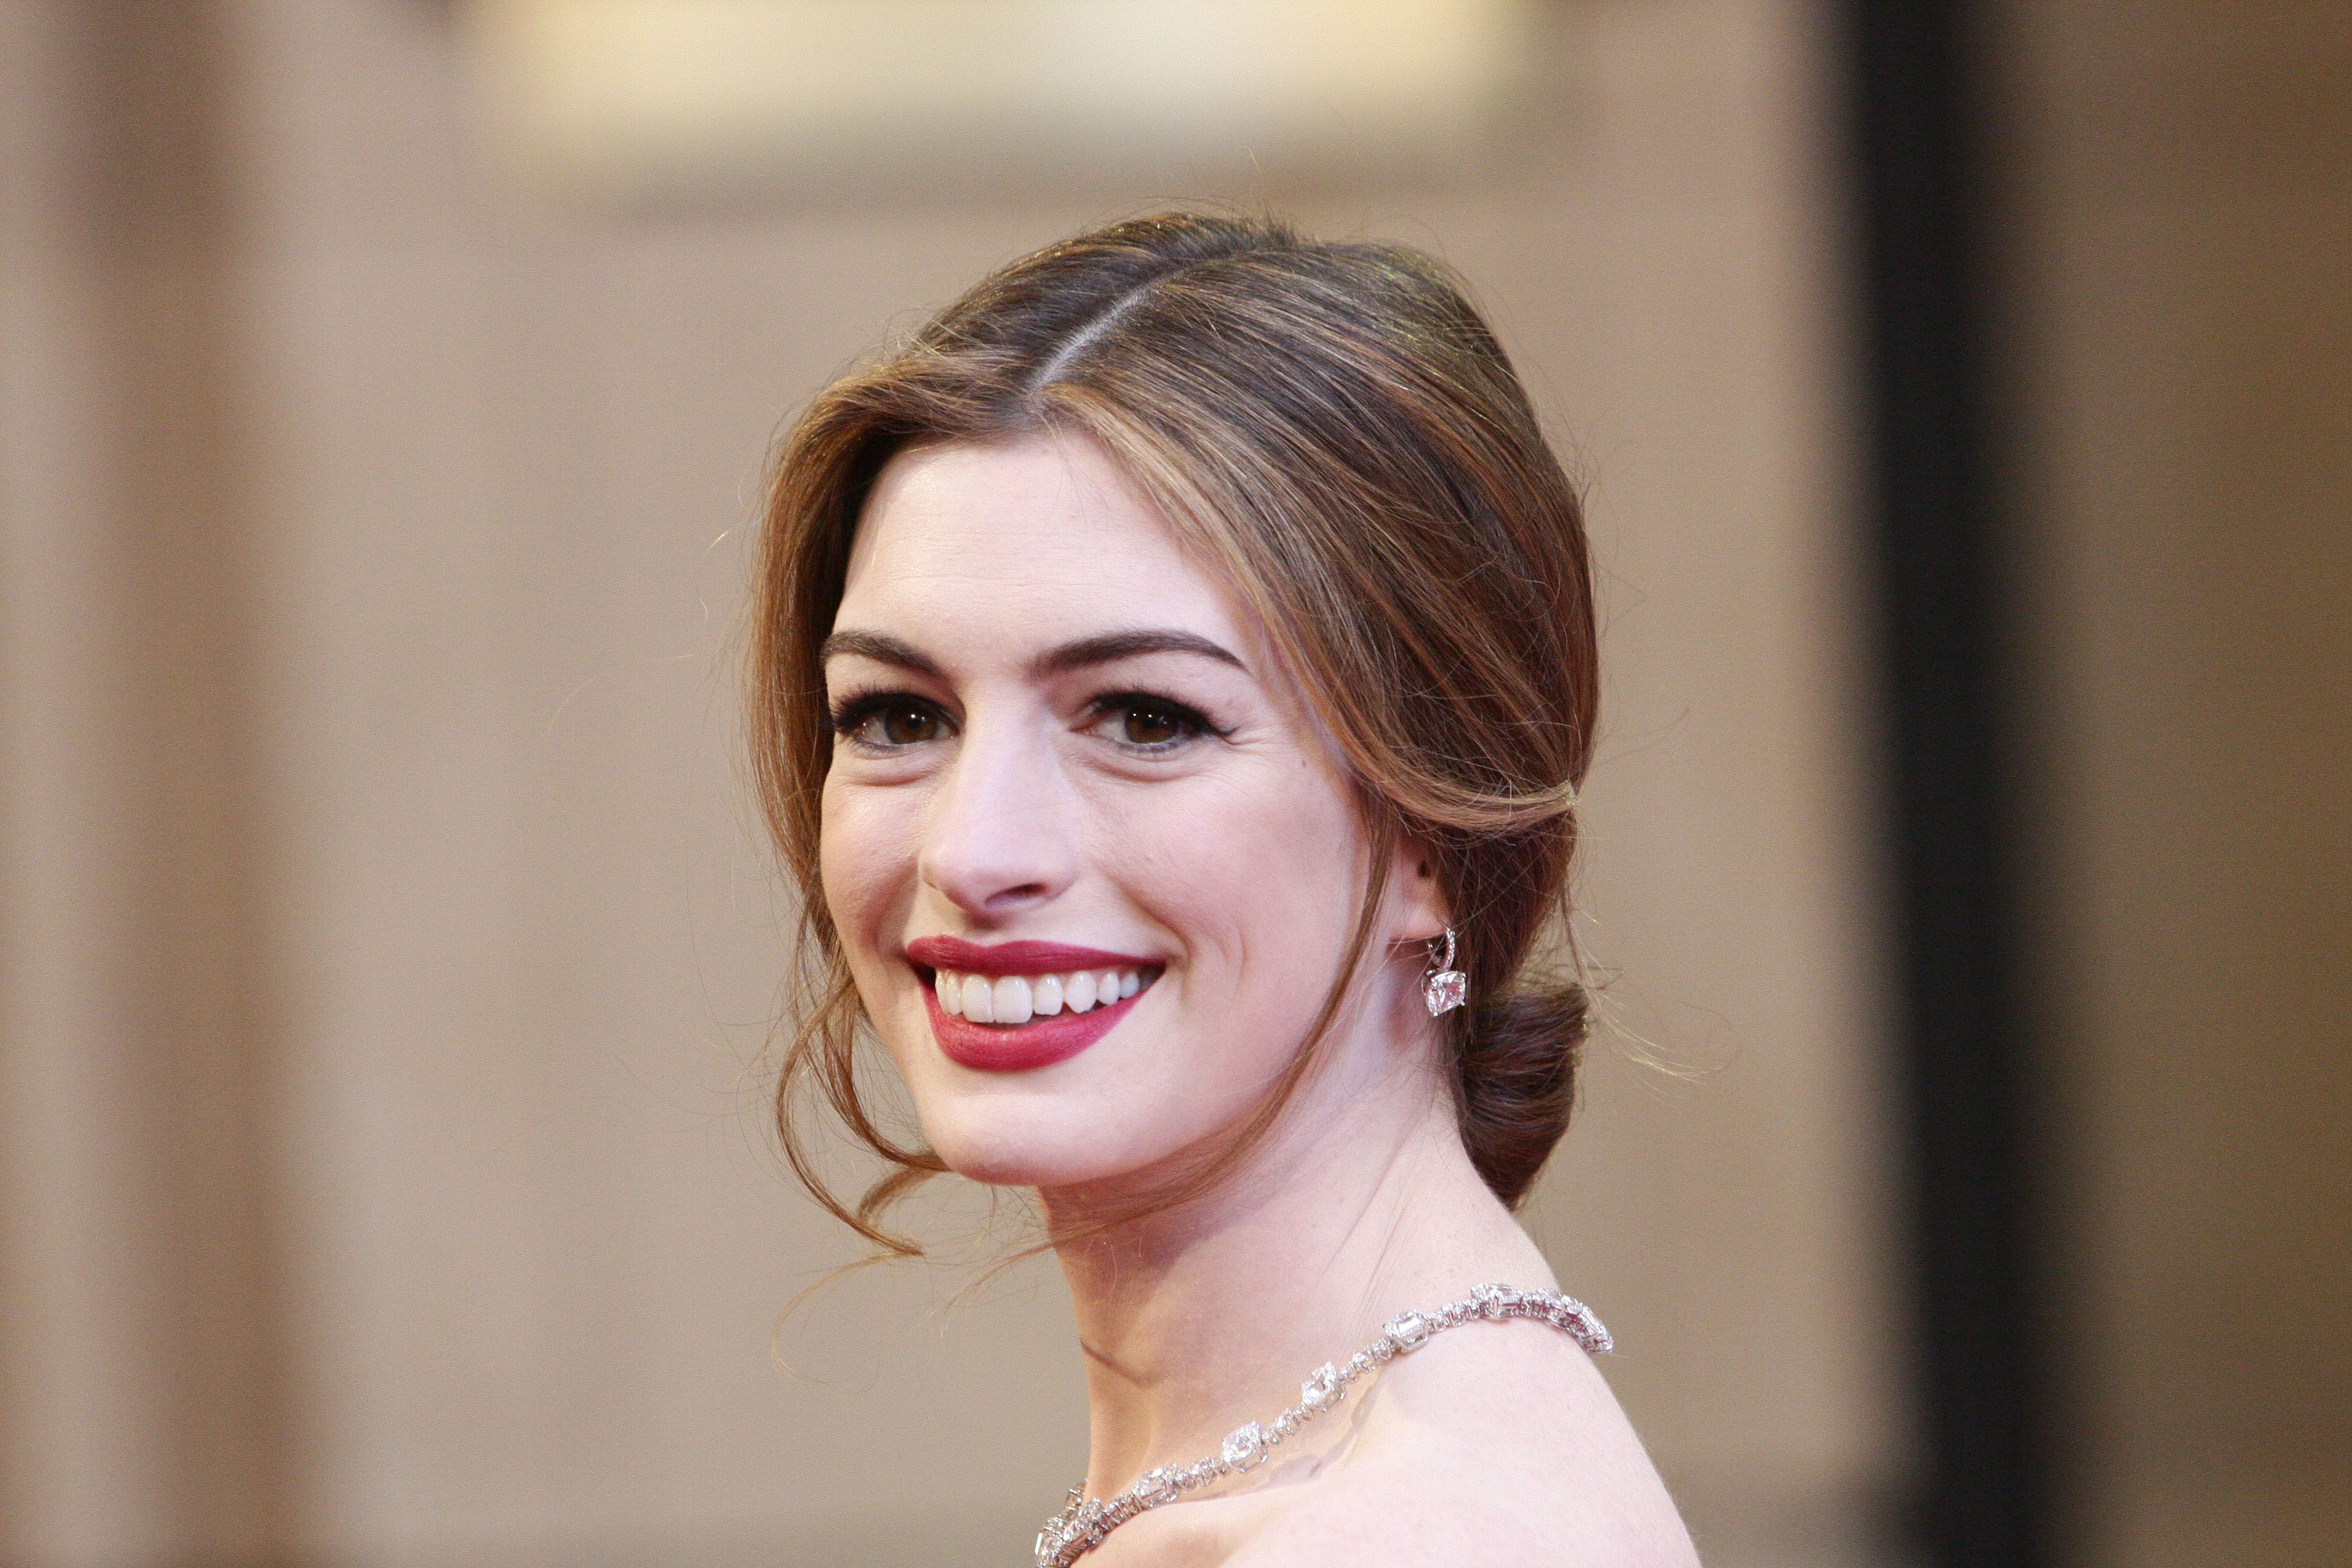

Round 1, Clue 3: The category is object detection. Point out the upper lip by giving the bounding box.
[904,935,1159,977]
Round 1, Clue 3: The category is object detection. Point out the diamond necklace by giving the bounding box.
[1033,1283,1613,1567]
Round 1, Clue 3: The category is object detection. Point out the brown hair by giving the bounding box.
[746,210,1597,1252]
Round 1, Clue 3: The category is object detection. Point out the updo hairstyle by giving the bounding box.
[746,210,1599,1250]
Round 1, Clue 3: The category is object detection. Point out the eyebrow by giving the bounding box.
[1034,629,1250,678]
[818,627,1249,681]
[818,629,947,679]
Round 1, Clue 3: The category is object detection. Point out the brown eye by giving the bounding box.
[876,704,938,745]
[1119,702,1190,747]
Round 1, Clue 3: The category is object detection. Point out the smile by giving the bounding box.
[903,936,1164,1072]
[930,965,1156,1024]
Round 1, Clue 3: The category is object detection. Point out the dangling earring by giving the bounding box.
[1423,927,1467,1016]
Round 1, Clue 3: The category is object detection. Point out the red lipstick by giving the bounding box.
[903,936,1161,1073]
[918,979,1146,1071]
[904,935,1156,977]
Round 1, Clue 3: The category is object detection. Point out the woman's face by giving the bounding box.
[818,432,1434,1192]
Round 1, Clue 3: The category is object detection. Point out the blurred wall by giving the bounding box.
[2,2,297,1557]
[2,2,1906,1566]
[1994,0,2352,1564]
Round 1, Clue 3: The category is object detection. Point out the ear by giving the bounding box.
[1386,833,1451,947]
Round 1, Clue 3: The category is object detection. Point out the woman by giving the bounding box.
[746,211,1699,1566]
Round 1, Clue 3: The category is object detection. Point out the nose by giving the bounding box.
[916,709,1080,921]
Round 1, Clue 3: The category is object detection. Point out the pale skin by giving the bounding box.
[818,431,1698,1566]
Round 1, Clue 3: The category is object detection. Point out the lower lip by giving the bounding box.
[920,976,1146,1071]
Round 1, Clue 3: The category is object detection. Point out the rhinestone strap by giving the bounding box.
[1032,1283,1611,1568]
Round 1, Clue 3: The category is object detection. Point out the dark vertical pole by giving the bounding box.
[1839,4,2050,1567]
[52,1,301,1555]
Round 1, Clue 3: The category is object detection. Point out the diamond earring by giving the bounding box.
[1422,927,1467,1016]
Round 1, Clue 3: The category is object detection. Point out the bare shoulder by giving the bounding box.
[1222,1318,1699,1568]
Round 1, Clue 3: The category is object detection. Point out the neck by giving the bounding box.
[1038,1024,1557,1498]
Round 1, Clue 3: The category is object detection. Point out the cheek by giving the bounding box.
[817,772,919,947]
[1127,765,1366,1040]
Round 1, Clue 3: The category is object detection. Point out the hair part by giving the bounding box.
[746,208,1599,1257]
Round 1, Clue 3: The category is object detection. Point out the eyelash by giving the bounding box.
[825,692,945,753]
[1096,691,1232,753]
[826,689,1226,756]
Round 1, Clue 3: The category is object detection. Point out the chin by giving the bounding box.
[914,1091,1178,1191]
[873,978,1292,1197]
[875,974,1211,1192]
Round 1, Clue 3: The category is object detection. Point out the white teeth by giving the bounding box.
[932,963,1154,1023]
[959,973,994,1024]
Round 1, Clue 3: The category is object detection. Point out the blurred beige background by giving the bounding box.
[1,2,2342,1567]
[1994,2,2350,1563]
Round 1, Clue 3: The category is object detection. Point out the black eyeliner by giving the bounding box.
[1089,689,1231,747]
[828,688,937,737]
